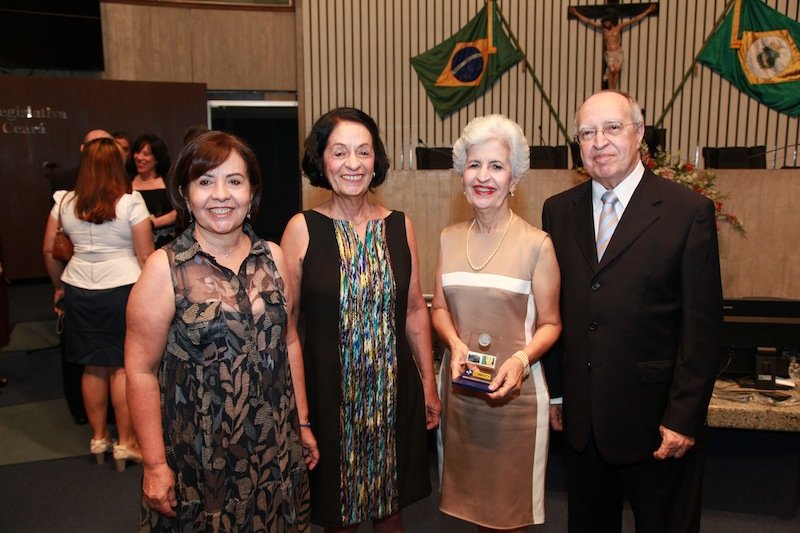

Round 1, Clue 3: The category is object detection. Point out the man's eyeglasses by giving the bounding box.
[574,122,638,143]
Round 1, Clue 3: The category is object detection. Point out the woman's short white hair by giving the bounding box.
[452,114,530,180]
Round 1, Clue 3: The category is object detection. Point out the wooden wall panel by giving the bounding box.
[189,9,296,90]
[303,169,800,300]
[101,1,296,90]
[102,3,195,82]
[0,76,207,280]
[300,0,800,169]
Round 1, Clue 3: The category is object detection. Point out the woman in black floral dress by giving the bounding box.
[126,131,318,531]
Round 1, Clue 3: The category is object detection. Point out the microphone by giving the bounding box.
[756,144,799,156]
[417,138,452,155]
[702,145,800,169]
[42,161,58,169]
[741,145,798,168]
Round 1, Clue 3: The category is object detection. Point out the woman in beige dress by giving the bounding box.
[431,114,562,531]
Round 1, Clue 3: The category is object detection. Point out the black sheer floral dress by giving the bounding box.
[140,225,310,532]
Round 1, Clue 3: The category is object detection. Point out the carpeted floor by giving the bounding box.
[0,398,90,466]
[0,346,64,407]
[1,320,59,353]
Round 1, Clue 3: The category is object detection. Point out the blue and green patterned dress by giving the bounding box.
[300,210,430,528]
[140,224,310,532]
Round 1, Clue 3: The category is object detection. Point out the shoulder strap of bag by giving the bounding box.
[57,192,72,231]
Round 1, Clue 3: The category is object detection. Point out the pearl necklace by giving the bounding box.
[465,210,514,271]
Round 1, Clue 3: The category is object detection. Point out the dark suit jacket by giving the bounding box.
[542,169,722,464]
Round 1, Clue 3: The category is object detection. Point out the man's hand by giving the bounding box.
[653,425,695,460]
[549,405,563,431]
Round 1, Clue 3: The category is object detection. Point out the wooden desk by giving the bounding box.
[708,380,800,432]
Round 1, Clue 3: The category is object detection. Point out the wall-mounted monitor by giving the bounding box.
[0,1,104,71]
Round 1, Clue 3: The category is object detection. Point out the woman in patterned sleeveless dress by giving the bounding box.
[126,131,318,531]
[432,115,562,531]
[280,107,441,531]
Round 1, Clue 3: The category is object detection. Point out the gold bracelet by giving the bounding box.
[512,350,530,378]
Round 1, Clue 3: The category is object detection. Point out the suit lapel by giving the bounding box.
[565,181,598,270]
[598,170,662,268]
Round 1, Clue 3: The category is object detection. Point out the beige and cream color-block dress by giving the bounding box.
[438,213,551,528]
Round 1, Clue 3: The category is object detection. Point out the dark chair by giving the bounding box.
[530,146,569,169]
[415,147,453,169]
[570,126,668,169]
[702,146,767,169]
[569,142,583,169]
[643,126,667,157]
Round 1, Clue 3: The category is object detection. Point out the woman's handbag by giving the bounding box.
[52,193,74,262]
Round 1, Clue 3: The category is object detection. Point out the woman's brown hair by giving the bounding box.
[74,138,132,224]
[168,131,262,229]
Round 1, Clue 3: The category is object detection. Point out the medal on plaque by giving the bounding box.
[452,333,497,393]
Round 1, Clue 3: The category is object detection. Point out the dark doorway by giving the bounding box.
[210,103,301,243]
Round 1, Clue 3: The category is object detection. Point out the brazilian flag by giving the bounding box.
[698,0,800,116]
[411,1,522,118]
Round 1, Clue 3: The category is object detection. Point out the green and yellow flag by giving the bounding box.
[411,1,522,118]
[698,0,800,116]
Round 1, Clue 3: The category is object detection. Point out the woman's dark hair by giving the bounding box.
[182,124,210,146]
[74,138,131,224]
[168,131,262,229]
[301,107,390,190]
[132,133,171,177]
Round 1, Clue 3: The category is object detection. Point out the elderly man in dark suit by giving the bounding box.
[542,90,722,532]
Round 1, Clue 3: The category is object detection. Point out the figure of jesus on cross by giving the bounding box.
[569,2,657,90]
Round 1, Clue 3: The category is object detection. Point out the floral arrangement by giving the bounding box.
[641,146,745,235]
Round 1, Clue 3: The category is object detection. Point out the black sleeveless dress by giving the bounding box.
[300,210,430,528]
[138,188,177,248]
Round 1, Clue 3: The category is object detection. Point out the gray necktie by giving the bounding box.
[596,190,619,260]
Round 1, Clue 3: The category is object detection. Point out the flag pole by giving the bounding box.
[488,0,497,53]
[654,0,736,127]
[494,1,571,144]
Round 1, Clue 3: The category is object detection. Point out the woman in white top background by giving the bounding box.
[43,137,154,470]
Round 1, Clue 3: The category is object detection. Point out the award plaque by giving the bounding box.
[452,334,498,393]
[453,366,493,392]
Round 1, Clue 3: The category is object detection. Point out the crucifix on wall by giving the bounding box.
[568,1,658,90]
